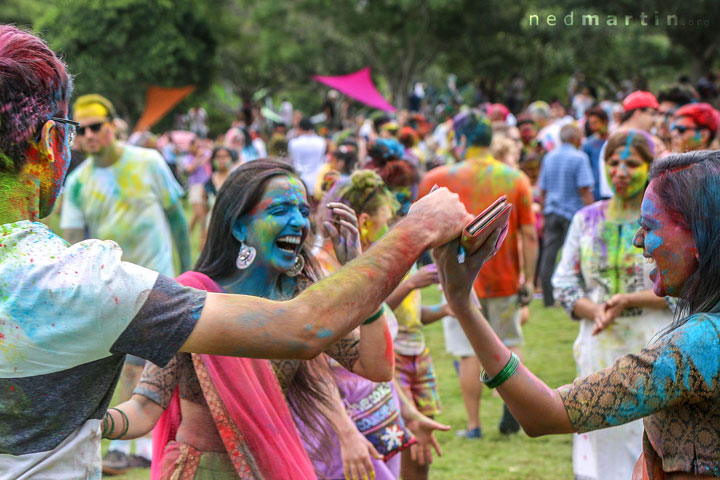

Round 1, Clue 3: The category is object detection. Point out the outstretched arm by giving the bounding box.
[180,188,472,360]
[434,234,574,437]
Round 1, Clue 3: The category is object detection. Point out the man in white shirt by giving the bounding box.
[288,117,327,196]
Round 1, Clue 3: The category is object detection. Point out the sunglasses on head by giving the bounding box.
[77,121,107,136]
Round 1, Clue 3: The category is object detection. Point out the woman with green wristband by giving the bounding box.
[434,151,720,480]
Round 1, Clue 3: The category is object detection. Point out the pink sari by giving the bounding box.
[150,271,316,479]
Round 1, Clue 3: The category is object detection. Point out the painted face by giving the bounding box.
[23,113,73,218]
[361,202,393,248]
[236,175,310,274]
[632,181,698,297]
[213,149,233,172]
[605,144,648,200]
[671,116,706,152]
[519,123,537,144]
[74,115,113,154]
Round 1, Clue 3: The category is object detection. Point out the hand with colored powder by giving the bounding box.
[405,187,472,248]
[408,264,440,290]
[324,202,361,265]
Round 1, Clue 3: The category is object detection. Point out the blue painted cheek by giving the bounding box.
[644,231,663,255]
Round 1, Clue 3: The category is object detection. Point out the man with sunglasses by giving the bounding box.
[0,26,471,479]
[670,102,720,153]
[60,93,194,473]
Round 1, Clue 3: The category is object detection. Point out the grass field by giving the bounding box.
[44,205,579,479]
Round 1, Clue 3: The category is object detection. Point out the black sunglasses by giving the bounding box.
[34,116,79,147]
[77,122,106,136]
[671,124,698,135]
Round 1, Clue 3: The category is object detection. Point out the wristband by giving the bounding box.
[480,352,520,389]
[101,410,114,438]
[106,408,130,440]
[363,305,385,325]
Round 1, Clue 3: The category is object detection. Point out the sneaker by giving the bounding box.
[102,450,131,476]
[498,405,521,434]
[455,426,482,439]
[128,454,152,469]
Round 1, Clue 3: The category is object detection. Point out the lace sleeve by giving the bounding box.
[324,329,360,372]
[134,355,180,409]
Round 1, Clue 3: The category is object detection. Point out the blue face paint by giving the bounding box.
[238,176,310,274]
[620,130,635,160]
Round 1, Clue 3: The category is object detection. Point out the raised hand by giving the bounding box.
[324,202,362,266]
[409,264,440,290]
[433,229,503,307]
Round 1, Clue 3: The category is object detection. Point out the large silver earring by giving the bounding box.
[236,242,256,270]
[287,254,305,277]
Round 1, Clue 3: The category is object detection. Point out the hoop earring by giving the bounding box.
[236,242,256,270]
[287,254,305,277]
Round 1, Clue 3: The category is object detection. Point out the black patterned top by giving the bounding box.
[559,313,720,478]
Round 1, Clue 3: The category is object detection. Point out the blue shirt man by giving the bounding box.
[537,124,594,306]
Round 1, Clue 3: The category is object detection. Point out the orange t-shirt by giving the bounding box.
[418,151,535,298]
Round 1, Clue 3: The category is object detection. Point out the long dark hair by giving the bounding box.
[648,150,720,326]
[194,158,333,455]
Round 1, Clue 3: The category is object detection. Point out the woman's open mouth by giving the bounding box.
[276,235,302,254]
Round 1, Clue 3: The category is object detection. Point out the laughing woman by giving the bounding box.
[103,159,395,479]
[552,130,674,480]
[434,150,720,479]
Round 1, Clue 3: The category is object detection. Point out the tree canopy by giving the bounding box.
[4,0,715,126]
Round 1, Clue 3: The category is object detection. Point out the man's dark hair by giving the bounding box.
[657,85,697,107]
[299,117,314,131]
[586,106,608,124]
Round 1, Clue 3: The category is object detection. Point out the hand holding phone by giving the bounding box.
[460,195,512,257]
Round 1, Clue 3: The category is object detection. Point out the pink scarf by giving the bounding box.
[150,271,316,479]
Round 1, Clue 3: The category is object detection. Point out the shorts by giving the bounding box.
[443,294,523,357]
[125,354,146,367]
[395,347,441,416]
[188,183,205,205]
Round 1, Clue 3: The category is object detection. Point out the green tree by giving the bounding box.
[37,0,217,123]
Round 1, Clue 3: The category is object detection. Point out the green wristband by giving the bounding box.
[363,305,385,325]
[480,352,520,389]
[107,408,129,440]
[101,410,114,438]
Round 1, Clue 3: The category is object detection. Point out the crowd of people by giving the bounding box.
[2,24,720,480]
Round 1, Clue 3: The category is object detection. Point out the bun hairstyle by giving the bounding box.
[338,170,398,216]
[366,138,416,189]
[604,129,655,163]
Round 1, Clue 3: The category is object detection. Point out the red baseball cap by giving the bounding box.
[623,91,659,112]
[674,103,720,133]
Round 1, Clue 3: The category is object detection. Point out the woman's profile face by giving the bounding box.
[361,201,393,248]
[605,145,648,199]
[236,175,310,274]
[633,180,698,297]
